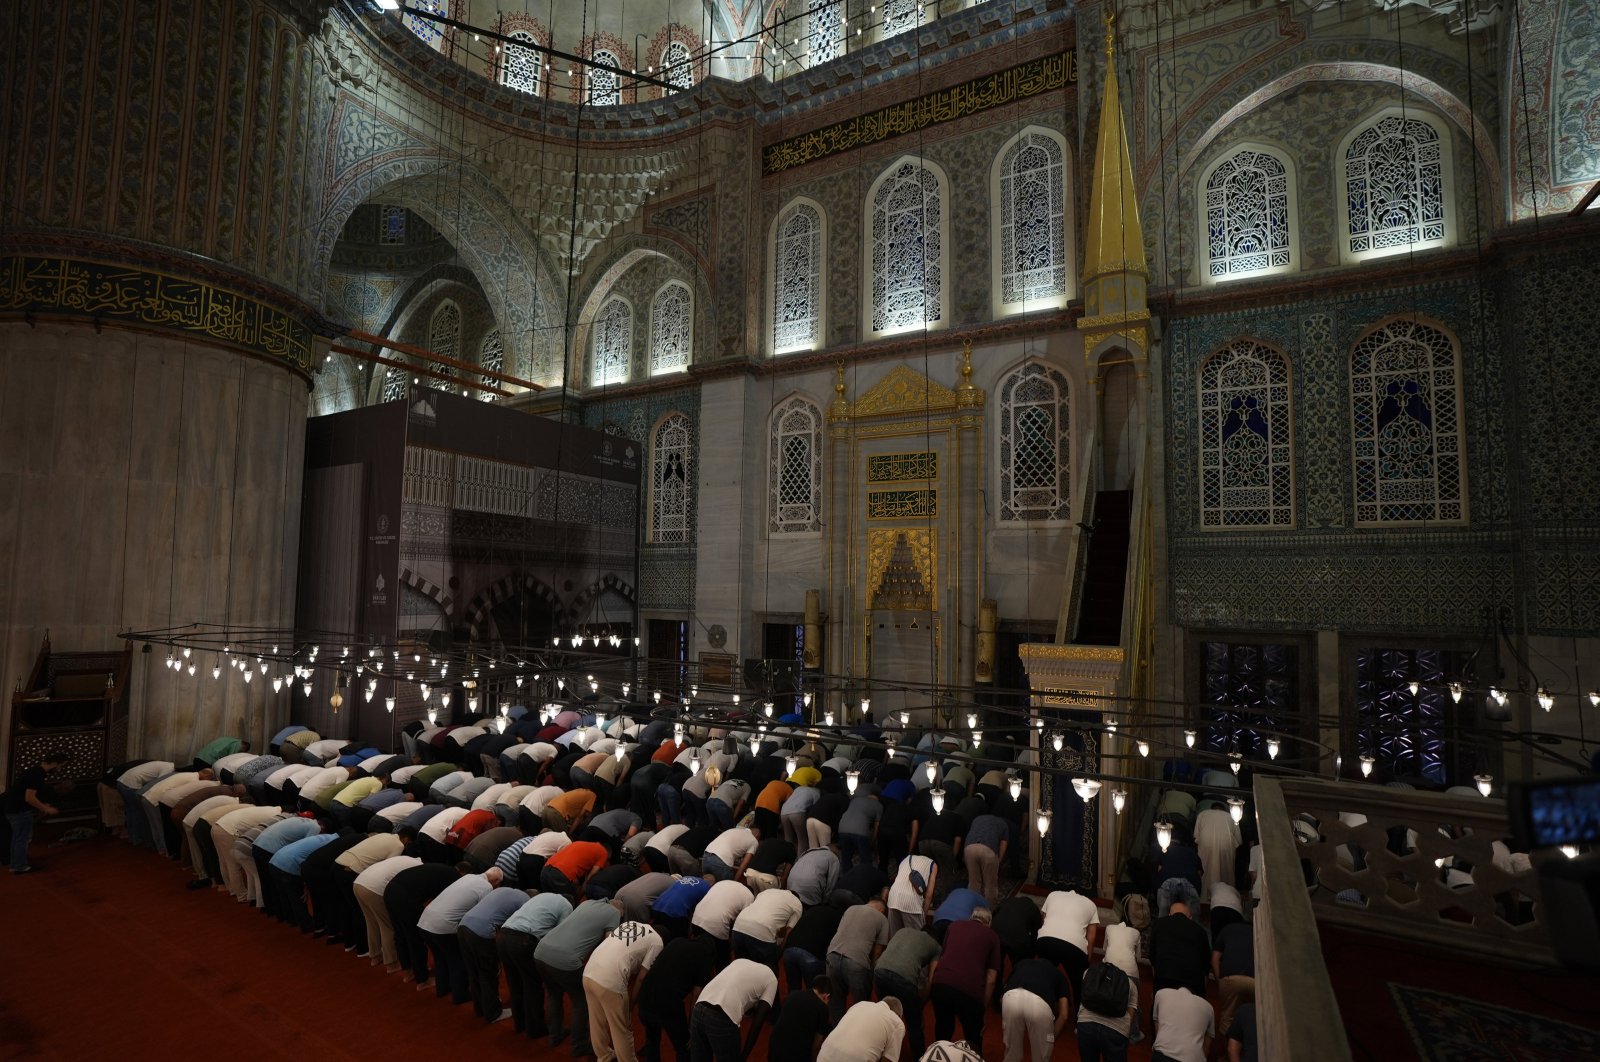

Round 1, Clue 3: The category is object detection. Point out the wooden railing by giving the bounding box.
[1274,776,1554,965]
[1253,777,1354,1062]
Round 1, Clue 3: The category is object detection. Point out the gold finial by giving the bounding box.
[830,359,851,420]
[1104,8,1116,59]
[955,337,984,410]
[960,338,973,382]
[835,360,847,398]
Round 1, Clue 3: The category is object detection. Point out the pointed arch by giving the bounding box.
[649,280,693,376]
[863,155,951,339]
[990,125,1074,316]
[462,572,563,643]
[592,295,635,386]
[1198,337,1295,529]
[769,393,823,535]
[768,195,828,355]
[1337,106,1455,263]
[649,412,694,545]
[1198,142,1300,283]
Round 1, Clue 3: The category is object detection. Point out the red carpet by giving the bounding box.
[0,834,1163,1061]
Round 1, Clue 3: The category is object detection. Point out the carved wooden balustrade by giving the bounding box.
[1274,776,1554,965]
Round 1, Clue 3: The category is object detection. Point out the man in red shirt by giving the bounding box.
[443,808,498,852]
[542,839,608,898]
[930,907,1003,1047]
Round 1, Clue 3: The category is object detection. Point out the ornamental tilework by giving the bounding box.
[640,549,696,610]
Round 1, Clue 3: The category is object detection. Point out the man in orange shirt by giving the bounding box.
[754,779,793,839]
[542,839,609,899]
[543,788,596,833]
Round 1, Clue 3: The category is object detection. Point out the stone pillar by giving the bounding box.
[827,364,852,720]
[955,342,986,693]
[0,0,332,771]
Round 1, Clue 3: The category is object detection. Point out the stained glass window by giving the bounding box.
[478,330,502,401]
[772,201,823,354]
[1351,318,1465,524]
[1354,647,1477,785]
[812,2,844,65]
[649,281,692,376]
[663,40,693,90]
[428,301,460,366]
[998,362,1071,523]
[869,159,943,336]
[1201,641,1298,761]
[1343,112,1448,259]
[650,413,693,544]
[1198,339,1294,529]
[998,131,1067,309]
[379,205,406,245]
[1205,147,1293,279]
[402,0,449,49]
[502,30,542,94]
[588,49,621,106]
[592,296,632,386]
[769,396,822,534]
[883,0,919,36]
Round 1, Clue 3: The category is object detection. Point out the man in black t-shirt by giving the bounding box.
[639,933,717,1062]
[1149,901,1211,997]
[6,751,68,874]
[1000,957,1070,1062]
[769,974,834,1062]
[783,895,851,991]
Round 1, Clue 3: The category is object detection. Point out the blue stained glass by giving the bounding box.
[1201,641,1296,759]
[1353,647,1476,785]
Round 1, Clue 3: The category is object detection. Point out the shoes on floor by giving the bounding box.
[494,1008,513,1023]
[10,866,35,874]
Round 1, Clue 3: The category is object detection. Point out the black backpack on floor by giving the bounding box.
[1080,962,1131,1017]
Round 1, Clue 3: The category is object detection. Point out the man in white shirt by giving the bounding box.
[1036,889,1101,1007]
[115,760,175,848]
[353,851,424,970]
[690,879,754,962]
[729,887,803,969]
[582,920,664,1062]
[818,998,905,1062]
[417,806,470,862]
[1151,985,1214,1062]
[702,827,760,882]
[296,766,348,806]
[417,868,502,1005]
[691,957,778,1062]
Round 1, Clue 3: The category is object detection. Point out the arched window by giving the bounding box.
[1198,339,1294,529]
[866,158,947,338]
[812,2,844,65]
[428,300,461,364]
[649,281,692,376]
[381,365,407,402]
[998,362,1071,523]
[1202,145,1297,281]
[1339,110,1451,261]
[592,296,632,386]
[769,397,822,534]
[1351,318,1466,525]
[478,330,503,401]
[650,413,693,544]
[501,31,542,94]
[588,49,621,106]
[993,128,1070,314]
[772,200,824,354]
[883,0,919,37]
[662,40,693,90]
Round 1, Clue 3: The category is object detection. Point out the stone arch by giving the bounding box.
[564,573,639,626]
[314,144,563,385]
[1506,0,1600,218]
[569,236,715,385]
[462,571,564,643]
[400,568,456,616]
[362,270,484,404]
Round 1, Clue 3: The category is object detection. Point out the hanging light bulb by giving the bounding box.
[301,680,311,697]
[439,662,448,676]
[241,668,253,684]
[556,678,565,691]
[622,683,632,699]
[468,695,479,713]
[930,788,946,815]
[588,680,598,694]
[1589,690,1600,708]
[500,703,509,718]
[1105,717,1117,734]
[515,675,524,688]
[1475,773,1494,797]
[925,759,938,784]
[689,752,702,776]
[1051,733,1064,753]
[966,712,978,730]
[1007,776,1022,801]
[609,634,621,648]
[494,715,507,733]
[420,683,431,701]
[1490,686,1508,707]
[571,634,583,648]
[859,698,870,718]
[182,646,192,660]
[1449,682,1464,703]
[164,650,175,670]
[385,696,395,713]
[750,733,762,757]
[363,687,373,703]
[1111,789,1127,815]
[784,754,797,777]
[1561,845,1580,859]
[591,636,601,648]
[690,684,699,698]
[373,660,383,672]
[1408,680,1420,696]
[1359,755,1375,778]
[426,707,438,726]
[615,741,628,763]
[270,675,282,693]
[595,711,607,732]
[634,636,641,647]
[1156,821,1173,852]
[186,661,196,677]
[764,701,774,718]
[971,730,982,748]
[258,658,268,674]
[551,638,560,648]
[900,710,910,728]
[846,770,860,794]
[824,711,835,727]
[1072,778,1101,801]
[1137,740,1150,758]
[1538,688,1554,712]
[1228,753,1242,775]
[1228,797,1246,824]
[673,722,685,743]
[1184,729,1197,749]
[1266,737,1281,760]
[653,690,663,705]
[1035,809,1053,838]
[329,689,342,712]
[732,693,741,707]
[803,692,813,708]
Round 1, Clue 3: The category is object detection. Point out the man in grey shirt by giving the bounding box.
[533,897,623,1055]
[616,870,676,923]
[825,898,890,1022]
[963,813,1011,906]
[837,789,882,872]
[787,847,841,907]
